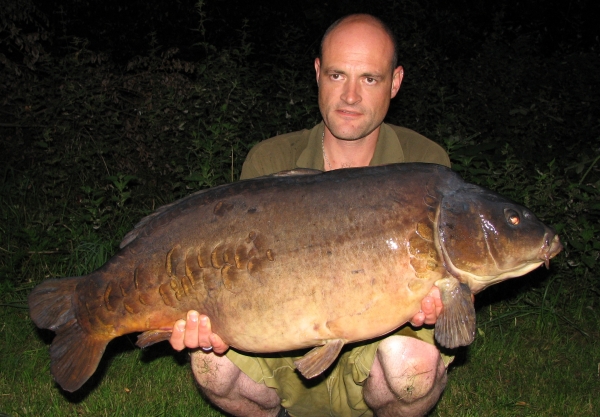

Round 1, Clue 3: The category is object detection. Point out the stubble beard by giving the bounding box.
[326,121,379,142]
[323,109,378,142]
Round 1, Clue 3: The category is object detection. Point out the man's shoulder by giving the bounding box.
[387,124,450,167]
[248,129,310,156]
[387,124,440,149]
[241,129,311,179]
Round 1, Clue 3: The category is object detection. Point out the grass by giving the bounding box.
[433,306,600,417]
[1,273,598,416]
[0,302,224,417]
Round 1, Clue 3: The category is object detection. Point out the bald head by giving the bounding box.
[314,13,404,143]
[319,14,398,72]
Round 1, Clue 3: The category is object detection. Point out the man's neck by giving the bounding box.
[323,126,380,170]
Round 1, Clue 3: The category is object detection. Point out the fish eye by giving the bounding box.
[504,209,520,226]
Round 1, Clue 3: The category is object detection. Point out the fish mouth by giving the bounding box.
[539,233,563,269]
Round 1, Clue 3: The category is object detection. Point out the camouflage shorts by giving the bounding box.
[226,326,454,417]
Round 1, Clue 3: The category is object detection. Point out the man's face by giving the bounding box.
[315,20,403,141]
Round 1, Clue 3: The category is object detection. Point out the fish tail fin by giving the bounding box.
[48,316,108,392]
[28,277,109,392]
[28,277,78,330]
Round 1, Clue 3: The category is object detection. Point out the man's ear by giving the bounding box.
[391,66,404,98]
[315,57,321,86]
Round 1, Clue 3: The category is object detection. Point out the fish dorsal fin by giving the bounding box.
[120,213,163,248]
[119,199,189,248]
[271,168,322,177]
[294,338,345,379]
[119,186,218,248]
[120,168,321,248]
[434,278,476,348]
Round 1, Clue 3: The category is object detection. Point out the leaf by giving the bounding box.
[582,255,596,269]
[509,107,529,115]
[185,172,209,182]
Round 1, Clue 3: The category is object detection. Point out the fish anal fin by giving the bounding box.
[434,278,476,348]
[49,318,109,392]
[294,339,345,379]
[136,329,173,348]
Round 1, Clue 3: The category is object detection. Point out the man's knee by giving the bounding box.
[364,336,447,415]
[189,350,281,415]
[380,335,446,399]
[190,350,241,397]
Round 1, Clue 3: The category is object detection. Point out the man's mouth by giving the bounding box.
[336,109,362,118]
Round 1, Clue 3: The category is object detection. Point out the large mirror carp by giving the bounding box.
[29,163,562,392]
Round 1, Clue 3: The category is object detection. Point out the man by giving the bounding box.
[170,14,453,417]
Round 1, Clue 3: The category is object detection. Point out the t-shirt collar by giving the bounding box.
[295,121,406,170]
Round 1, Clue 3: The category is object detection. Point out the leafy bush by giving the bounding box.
[1,0,598,324]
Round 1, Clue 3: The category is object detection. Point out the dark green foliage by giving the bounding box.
[1,0,598,321]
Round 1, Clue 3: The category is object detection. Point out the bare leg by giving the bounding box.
[363,336,447,417]
[190,350,282,417]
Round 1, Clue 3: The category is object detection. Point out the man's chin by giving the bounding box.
[329,128,372,142]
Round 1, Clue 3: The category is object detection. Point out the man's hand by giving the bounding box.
[409,286,444,327]
[169,310,229,354]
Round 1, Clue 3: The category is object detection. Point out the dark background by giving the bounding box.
[35,0,600,60]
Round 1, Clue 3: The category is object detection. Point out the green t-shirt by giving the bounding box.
[240,122,450,180]
[223,122,452,417]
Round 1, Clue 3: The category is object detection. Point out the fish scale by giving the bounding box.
[28,163,562,392]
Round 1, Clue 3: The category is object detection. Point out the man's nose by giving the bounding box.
[341,80,361,105]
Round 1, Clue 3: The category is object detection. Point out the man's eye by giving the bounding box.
[331,74,341,80]
[365,77,376,84]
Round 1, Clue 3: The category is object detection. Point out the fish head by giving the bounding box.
[436,184,562,294]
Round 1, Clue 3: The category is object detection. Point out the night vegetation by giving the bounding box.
[1,0,598,415]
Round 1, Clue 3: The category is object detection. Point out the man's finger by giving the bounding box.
[421,296,435,314]
[170,320,187,351]
[199,315,230,354]
[209,333,230,354]
[427,286,444,317]
[409,311,425,327]
[182,311,200,348]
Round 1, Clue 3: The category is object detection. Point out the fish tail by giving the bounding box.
[28,277,109,392]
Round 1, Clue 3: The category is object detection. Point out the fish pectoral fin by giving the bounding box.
[136,329,173,348]
[434,278,476,349]
[294,339,345,379]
